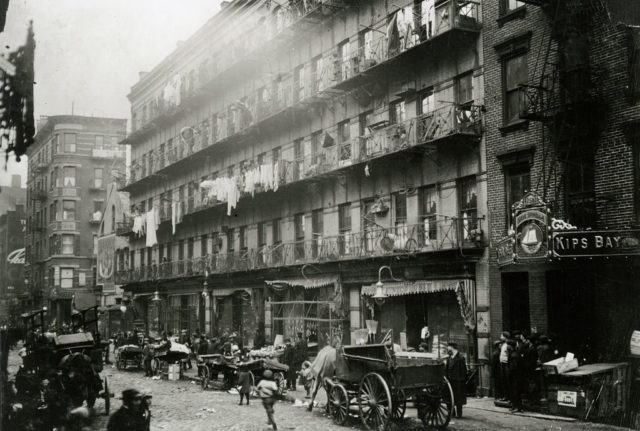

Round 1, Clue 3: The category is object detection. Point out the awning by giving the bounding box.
[265,275,339,290]
[362,279,466,297]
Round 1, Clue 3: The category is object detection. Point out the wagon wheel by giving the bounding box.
[328,384,350,425]
[200,366,210,390]
[416,378,454,429]
[273,372,286,395]
[358,372,392,431]
[103,377,110,416]
[391,389,407,420]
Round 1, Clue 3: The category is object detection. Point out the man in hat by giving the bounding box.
[142,338,154,377]
[107,388,146,431]
[445,342,467,418]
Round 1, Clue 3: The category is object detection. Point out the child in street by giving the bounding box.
[298,361,313,399]
[256,369,279,430]
[237,369,252,405]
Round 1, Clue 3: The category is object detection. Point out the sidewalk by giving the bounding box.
[466,397,577,422]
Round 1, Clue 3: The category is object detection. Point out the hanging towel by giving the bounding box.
[387,12,400,57]
[146,208,158,247]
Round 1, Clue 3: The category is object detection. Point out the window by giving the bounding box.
[50,167,58,190]
[239,226,247,251]
[60,268,74,288]
[420,186,438,242]
[272,219,281,244]
[166,241,173,261]
[50,203,56,222]
[227,228,235,252]
[458,176,478,237]
[295,65,305,101]
[505,166,530,228]
[338,203,351,254]
[94,168,103,189]
[339,40,350,81]
[63,166,76,187]
[272,146,281,162]
[390,100,406,124]
[503,54,527,124]
[294,214,305,259]
[418,88,435,116]
[95,135,104,149]
[360,29,374,62]
[64,134,77,152]
[63,235,74,255]
[62,200,76,221]
[503,0,524,13]
[187,237,194,258]
[565,156,595,228]
[312,209,323,258]
[178,239,185,260]
[257,152,266,166]
[257,222,267,247]
[312,56,323,92]
[130,250,135,269]
[394,192,408,249]
[93,200,103,214]
[310,131,322,165]
[201,234,208,257]
[456,72,473,106]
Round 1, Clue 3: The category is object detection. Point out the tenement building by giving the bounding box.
[485,0,640,364]
[117,0,488,367]
[25,116,126,324]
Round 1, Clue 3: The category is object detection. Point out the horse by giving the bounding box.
[306,343,339,412]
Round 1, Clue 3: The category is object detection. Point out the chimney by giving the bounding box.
[11,175,21,188]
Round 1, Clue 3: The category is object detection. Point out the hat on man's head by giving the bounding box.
[120,388,143,402]
[447,342,458,349]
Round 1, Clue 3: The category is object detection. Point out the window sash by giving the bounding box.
[62,200,75,221]
[63,167,76,187]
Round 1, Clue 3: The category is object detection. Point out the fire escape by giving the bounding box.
[518,0,608,226]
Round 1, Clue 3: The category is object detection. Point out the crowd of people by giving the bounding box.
[491,330,557,412]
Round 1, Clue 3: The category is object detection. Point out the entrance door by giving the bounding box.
[405,295,428,349]
[502,272,530,333]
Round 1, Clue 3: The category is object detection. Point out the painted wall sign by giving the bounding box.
[97,235,115,286]
[496,236,515,266]
[6,248,25,264]
[551,229,640,258]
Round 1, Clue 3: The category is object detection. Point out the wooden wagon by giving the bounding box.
[324,344,454,430]
[198,354,289,394]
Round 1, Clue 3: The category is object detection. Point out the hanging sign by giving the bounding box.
[512,192,549,260]
[496,235,515,266]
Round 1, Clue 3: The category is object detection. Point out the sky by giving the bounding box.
[0,0,222,187]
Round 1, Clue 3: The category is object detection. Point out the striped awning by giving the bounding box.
[265,275,338,290]
[362,279,468,297]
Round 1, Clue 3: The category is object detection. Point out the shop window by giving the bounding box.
[62,200,75,221]
[60,268,74,288]
[394,193,408,249]
[63,166,76,187]
[339,203,351,255]
[458,176,478,238]
[420,185,438,242]
[503,54,527,125]
[94,168,103,189]
[64,133,76,153]
[505,165,530,229]
[456,72,473,106]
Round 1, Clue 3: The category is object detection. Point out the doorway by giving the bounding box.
[502,272,530,333]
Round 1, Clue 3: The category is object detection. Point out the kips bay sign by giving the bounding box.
[552,229,640,258]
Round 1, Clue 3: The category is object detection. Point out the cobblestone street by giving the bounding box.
[5,346,631,431]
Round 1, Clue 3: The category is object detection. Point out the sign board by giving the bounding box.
[551,229,640,258]
[496,236,515,266]
[476,311,490,335]
[557,390,577,407]
[512,192,549,262]
[97,235,115,287]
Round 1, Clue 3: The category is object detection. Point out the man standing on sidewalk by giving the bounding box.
[445,342,467,418]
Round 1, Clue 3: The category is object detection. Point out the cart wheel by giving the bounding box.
[416,378,454,429]
[329,384,350,425]
[103,377,110,416]
[201,367,210,390]
[358,372,392,431]
[273,372,286,395]
[391,389,406,420]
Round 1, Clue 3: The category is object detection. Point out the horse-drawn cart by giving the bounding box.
[198,354,289,394]
[324,344,454,430]
[116,344,144,370]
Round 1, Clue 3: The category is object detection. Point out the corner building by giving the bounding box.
[484,0,640,365]
[117,0,488,374]
[25,116,126,324]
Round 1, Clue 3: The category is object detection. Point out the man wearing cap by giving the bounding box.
[107,388,146,431]
[445,342,467,418]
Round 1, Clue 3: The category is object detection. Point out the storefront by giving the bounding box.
[212,286,264,348]
[361,279,476,358]
[265,275,348,348]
